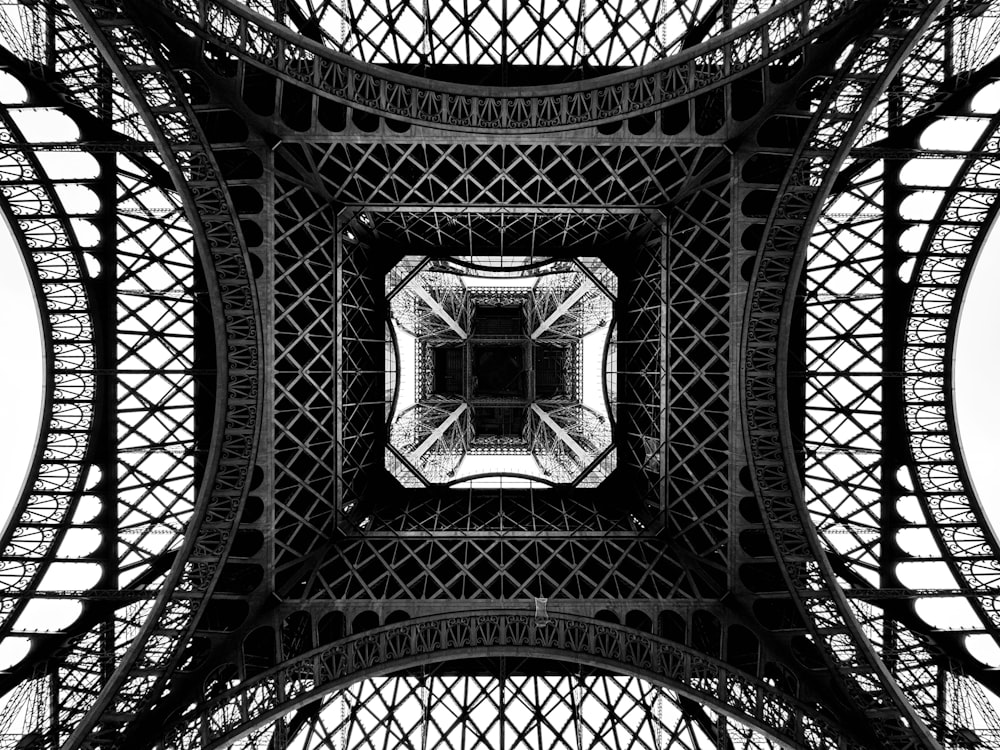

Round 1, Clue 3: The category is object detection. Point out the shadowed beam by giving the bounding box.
[411,283,468,339]
[531,403,588,462]
[530,284,588,339]
[407,402,468,463]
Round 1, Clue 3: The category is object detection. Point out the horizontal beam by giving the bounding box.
[274,130,731,146]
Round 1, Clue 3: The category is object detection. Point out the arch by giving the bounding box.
[740,0,949,745]
[0,97,94,645]
[56,0,263,745]
[160,611,848,750]
[153,0,857,133]
[898,96,1000,654]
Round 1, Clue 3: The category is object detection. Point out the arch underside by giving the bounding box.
[160,613,846,750]
[0,0,999,748]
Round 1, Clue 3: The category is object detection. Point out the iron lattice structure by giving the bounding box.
[1,0,1000,748]
[385,258,613,486]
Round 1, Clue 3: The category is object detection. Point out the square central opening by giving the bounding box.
[472,344,526,398]
[386,256,616,487]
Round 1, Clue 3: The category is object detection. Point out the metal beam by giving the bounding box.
[531,403,588,462]
[531,284,588,340]
[411,283,468,339]
[407,402,468,462]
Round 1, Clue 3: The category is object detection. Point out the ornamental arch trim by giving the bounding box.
[160,611,858,750]
[148,0,861,133]
[897,81,1000,645]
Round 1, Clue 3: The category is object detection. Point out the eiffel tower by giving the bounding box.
[0,0,1000,747]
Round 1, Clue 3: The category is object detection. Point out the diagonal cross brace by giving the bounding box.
[408,402,468,462]
[531,284,589,339]
[411,283,468,339]
[531,403,589,462]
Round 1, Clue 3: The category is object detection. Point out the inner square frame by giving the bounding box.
[384,254,616,487]
[278,202,736,568]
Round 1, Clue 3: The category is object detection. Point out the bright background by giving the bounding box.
[0,226,43,531]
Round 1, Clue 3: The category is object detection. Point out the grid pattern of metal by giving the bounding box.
[281,673,725,750]
[0,2,264,746]
[253,0,745,69]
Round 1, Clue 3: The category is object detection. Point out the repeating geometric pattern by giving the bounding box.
[305,537,703,602]
[273,173,339,573]
[284,673,719,750]
[663,179,730,564]
[297,142,724,209]
[274,0,730,68]
[363,209,649,256]
[3,0,1000,747]
[364,491,642,533]
[802,161,884,585]
[163,0,875,133]
[114,155,199,585]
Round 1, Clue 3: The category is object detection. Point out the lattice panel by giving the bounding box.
[115,154,198,585]
[300,142,721,209]
[273,175,338,571]
[364,491,641,533]
[304,537,702,601]
[664,184,731,563]
[803,160,884,586]
[275,0,730,68]
[284,673,718,750]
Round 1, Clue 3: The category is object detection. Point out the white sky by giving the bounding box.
[0,227,43,531]
[954,228,1000,532]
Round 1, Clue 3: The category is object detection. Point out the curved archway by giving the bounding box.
[156,0,852,133]
[161,611,848,750]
